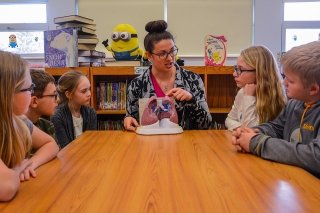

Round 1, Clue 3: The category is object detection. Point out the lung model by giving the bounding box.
[141,96,178,127]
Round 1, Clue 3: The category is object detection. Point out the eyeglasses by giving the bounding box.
[40,93,59,101]
[151,47,179,60]
[111,32,137,41]
[233,65,256,77]
[19,83,36,94]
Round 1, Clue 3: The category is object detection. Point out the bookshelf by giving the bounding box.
[45,66,237,129]
[45,67,90,81]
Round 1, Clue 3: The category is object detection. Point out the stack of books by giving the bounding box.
[78,50,106,67]
[54,15,99,51]
[44,15,105,67]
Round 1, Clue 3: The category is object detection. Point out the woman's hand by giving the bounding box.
[124,116,140,131]
[166,88,192,101]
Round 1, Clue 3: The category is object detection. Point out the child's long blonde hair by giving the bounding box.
[240,46,286,123]
[0,51,32,168]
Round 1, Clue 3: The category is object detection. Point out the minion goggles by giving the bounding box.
[111,32,138,41]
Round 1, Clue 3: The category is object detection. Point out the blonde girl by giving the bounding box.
[0,51,59,201]
[225,46,286,130]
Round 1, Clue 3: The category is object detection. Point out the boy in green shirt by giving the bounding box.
[26,69,59,144]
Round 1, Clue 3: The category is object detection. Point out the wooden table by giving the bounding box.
[1,130,319,212]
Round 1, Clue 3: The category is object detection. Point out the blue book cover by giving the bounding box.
[44,28,78,67]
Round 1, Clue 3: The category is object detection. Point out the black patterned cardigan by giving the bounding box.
[126,64,212,129]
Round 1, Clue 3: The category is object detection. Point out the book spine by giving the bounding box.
[99,82,106,109]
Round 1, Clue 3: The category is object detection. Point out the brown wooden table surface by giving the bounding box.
[0,130,319,213]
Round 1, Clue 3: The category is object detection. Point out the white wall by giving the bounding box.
[29,0,282,66]
[253,0,282,57]
[78,0,252,57]
[46,0,77,30]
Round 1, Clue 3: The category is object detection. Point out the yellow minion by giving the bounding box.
[9,34,18,48]
[102,24,143,60]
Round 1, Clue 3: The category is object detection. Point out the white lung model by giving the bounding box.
[136,96,183,135]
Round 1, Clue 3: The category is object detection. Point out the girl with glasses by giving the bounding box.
[124,20,212,131]
[0,51,59,201]
[225,46,286,131]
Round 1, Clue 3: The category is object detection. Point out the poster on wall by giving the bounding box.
[204,35,227,66]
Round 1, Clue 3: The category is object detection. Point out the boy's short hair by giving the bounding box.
[281,41,320,87]
[30,69,55,97]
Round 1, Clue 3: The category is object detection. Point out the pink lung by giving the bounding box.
[141,96,159,126]
[158,97,178,124]
[140,96,178,126]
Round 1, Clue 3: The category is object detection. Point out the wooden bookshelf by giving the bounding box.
[96,109,126,115]
[45,67,90,77]
[209,107,232,114]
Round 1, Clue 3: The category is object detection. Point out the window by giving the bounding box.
[0,2,47,56]
[282,1,320,51]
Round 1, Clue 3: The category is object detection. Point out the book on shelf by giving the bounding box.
[72,27,96,35]
[97,82,105,109]
[56,22,96,31]
[105,59,141,66]
[78,37,99,44]
[78,34,97,39]
[78,50,106,58]
[78,43,96,51]
[111,83,118,110]
[204,35,227,66]
[56,25,95,35]
[78,56,105,63]
[54,15,94,25]
[79,62,105,67]
[44,28,78,67]
[98,120,124,130]
[97,81,127,110]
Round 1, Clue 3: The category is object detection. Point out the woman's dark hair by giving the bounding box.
[144,20,174,52]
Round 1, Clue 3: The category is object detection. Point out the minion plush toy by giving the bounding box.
[8,34,18,48]
[102,24,143,61]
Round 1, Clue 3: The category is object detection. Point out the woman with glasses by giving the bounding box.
[124,20,212,131]
[225,46,286,131]
[25,69,59,144]
[0,51,59,201]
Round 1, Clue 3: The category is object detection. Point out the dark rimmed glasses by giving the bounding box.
[19,83,36,94]
[40,93,59,101]
[233,65,256,77]
[151,47,179,60]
